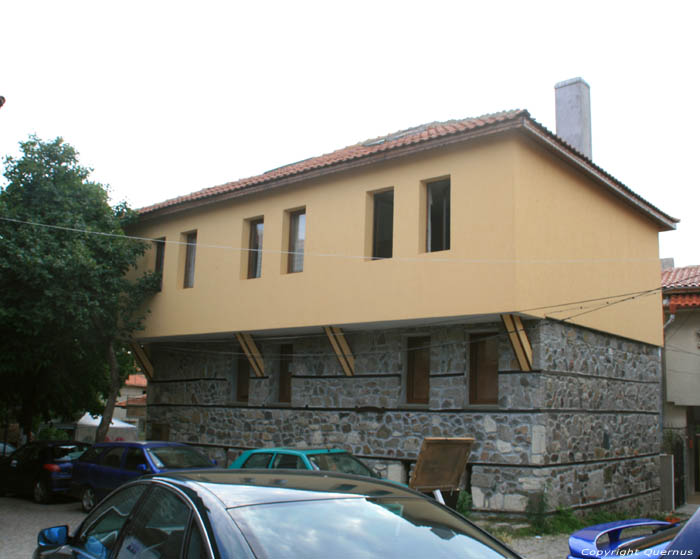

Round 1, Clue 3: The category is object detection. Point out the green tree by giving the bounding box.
[0,136,158,440]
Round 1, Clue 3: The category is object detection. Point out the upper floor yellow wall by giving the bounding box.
[129,133,664,346]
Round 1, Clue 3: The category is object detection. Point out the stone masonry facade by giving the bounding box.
[146,319,662,513]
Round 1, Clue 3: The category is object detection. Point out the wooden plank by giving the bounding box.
[235,332,265,377]
[501,314,532,372]
[130,341,153,381]
[324,326,355,376]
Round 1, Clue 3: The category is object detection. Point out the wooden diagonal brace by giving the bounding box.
[130,341,154,381]
[236,332,265,377]
[324,326,355,376]
[501,314,533,372]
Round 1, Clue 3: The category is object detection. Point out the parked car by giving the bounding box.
[0,440,90,503]
[230,446,381,478]
[0,442,16,456]
[35,469,522,558]
[567,509,700,558]
[70,441,216,512]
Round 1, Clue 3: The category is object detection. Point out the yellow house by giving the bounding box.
[129,79,676,513]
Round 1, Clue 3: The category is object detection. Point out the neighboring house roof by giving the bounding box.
[138,110,677,231]
[662,265,700,291]
[662,265,700,312]
[116,395,147,408]
[125,373,147,388]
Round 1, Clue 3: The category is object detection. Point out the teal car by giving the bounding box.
[229,447,380,478]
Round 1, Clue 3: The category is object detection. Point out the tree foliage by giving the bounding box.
[0,136,158,439]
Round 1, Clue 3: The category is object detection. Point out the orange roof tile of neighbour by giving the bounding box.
[661,265,700,290]
[137,110,677,230]
[125,373,148,388]
[116,394,147,408]
[668,294,700,312]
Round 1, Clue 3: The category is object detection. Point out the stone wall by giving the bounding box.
[146,319,662,513]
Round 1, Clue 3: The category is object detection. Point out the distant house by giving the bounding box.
[127,79,676,513]
[662,263,700,505]
[114,373,148,437]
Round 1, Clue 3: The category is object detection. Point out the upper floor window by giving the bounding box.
[183,231,197,289]
[153,238,165,291]
[372,189,394,259]
[406,336,430,404]
[288,209,306,273]
[427,178,450,252]
[248,218,264,279]
[469,334,499,405]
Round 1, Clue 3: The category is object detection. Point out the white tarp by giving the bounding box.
[74,413,138,442]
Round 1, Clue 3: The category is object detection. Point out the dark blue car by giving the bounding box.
[568,508,700,558]
[0,440,90,503]
[70,441,215,511]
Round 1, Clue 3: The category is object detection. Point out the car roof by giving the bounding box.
[94,441,187,448]
[148,469,417,509]
[245,447,349,456]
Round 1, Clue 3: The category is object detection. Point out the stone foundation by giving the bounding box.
[146,319,662,513]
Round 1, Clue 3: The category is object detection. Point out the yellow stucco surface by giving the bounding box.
[129,133,664,346]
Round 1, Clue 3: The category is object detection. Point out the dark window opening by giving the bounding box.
[372,190,394,259]
[427,179,450,252]
[406,336,430,404]
[154,238,165,291]
[469,334,499,404]
[183,231,197,288]
[288,210,305,273]
[248,218,264,279]
[279,344,293,403]
[237,356,250,403]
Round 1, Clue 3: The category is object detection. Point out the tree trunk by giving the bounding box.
[95,341,121,443]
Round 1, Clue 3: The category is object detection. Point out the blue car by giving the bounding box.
[568,508,700,558]
[70,441,215,511]
[229,447,381,478]
[35,470,522,559]
[0,440,90,503]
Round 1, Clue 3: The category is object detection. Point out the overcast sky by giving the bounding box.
[1,1,698,266]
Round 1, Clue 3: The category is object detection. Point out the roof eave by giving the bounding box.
[520,120,677,231]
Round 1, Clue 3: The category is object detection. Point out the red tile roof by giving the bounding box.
[661,266,700,290]
[125,373,148,388]
[137,110,677,230]
[669,294,700,312]
[116,394,147,408]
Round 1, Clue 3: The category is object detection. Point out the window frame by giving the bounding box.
[236,356,250,403]
[426,178,450,253]
[278,344,293,404]
[154,238,165,291]
[405,336,431,405]
[371,188,394,260]
[287,209,306,273]
[183,231,197,289]
[469,333,499,405]
[247,218,264,279]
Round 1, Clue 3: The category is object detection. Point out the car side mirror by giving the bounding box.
[136,464,150,473]
[211,459,217,466]
[37,525,69,548]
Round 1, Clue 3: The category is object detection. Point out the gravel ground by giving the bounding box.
[510,534,571,558]
[0,496,86,558]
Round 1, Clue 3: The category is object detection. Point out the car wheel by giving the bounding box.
[33,479,51,504]
[81,486,96,512]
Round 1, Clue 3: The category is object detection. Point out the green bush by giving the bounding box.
[456,491,472,517]
[36,426,69,440]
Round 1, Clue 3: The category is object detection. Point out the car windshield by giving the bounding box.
[146,446,211,469]
[52,443,90,461]
[229,497,518,558]
[308,452,378,478]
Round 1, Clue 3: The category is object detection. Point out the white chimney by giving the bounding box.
[555,77,592,159]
